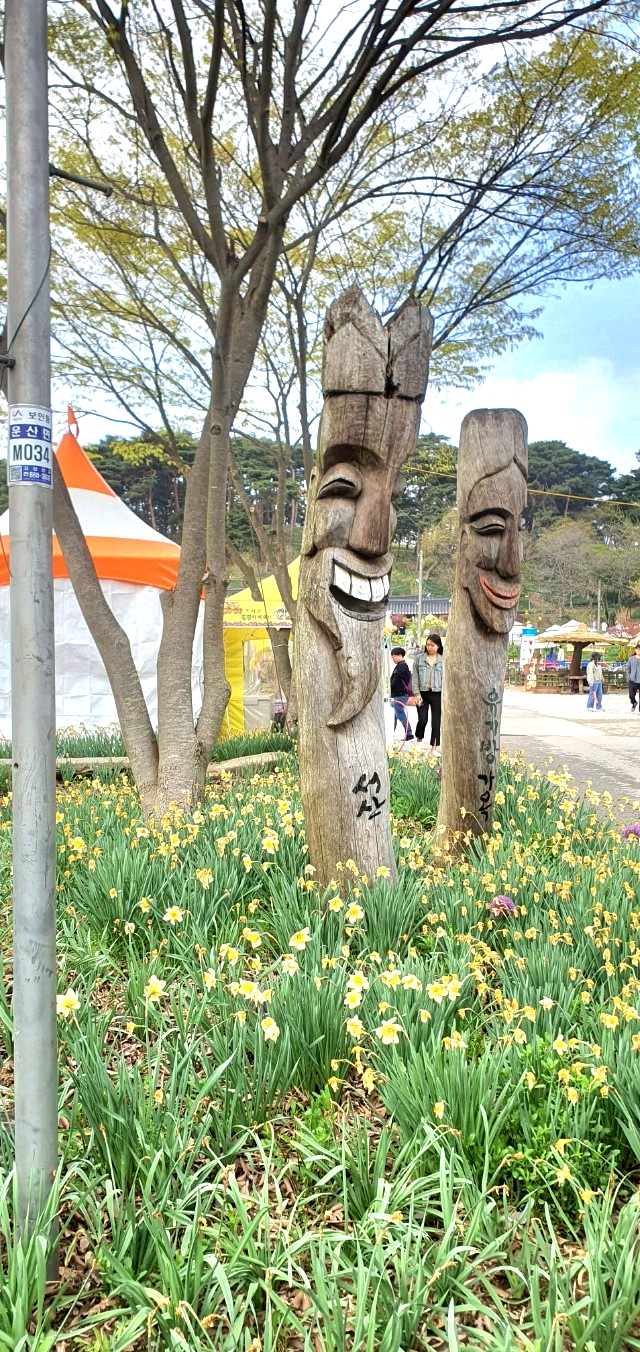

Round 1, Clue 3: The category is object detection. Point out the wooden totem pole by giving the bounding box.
[437,409,528,844]
[296,288,432,886]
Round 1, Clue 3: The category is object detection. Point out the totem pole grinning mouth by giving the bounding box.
[330,560,390,616]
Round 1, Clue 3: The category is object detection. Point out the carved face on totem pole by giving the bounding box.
[299,289,432,726]
[457,410,528,634]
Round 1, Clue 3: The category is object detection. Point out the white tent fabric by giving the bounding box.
[0,579,204,737]
[0,429,203,737]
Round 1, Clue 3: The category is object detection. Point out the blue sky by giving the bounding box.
[426,276,640,477]
[45,274,640,481]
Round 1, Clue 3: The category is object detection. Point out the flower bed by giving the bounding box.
[1,756,640,1347]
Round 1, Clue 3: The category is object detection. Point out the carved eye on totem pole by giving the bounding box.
[298,289,432,727]
[457,412,528,634]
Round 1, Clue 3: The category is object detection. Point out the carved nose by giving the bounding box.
[349,493,392,557]
[498,526,521,579]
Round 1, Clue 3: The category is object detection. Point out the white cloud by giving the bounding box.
[424,358,640,475]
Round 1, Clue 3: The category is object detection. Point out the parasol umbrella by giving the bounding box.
[548,623,606,688]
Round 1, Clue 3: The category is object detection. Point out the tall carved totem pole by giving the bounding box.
[437,409,528,844]
[296,288,432,886]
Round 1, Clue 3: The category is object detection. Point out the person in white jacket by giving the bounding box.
[586,653,603,711]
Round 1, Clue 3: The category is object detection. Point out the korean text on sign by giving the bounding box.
[8,405,53,488]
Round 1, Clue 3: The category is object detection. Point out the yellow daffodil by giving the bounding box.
[442,1030,466,1051]
[289,928,312,951]
[375,1018,403,1045]
[345,1016,365,1039]
[195,868,213,889]
[261,1017,280,1042]
[56,988,80,1019]
[144,975,166,1003]
[163,905,184,926]
[345,903,364,924]
[344,990,363,1010]
[242,928,262,948]
[347,972,369,993]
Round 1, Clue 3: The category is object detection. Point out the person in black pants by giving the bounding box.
[412,633,444,753]
[389,646,415,743]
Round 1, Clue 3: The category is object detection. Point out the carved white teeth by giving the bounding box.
[333,563,390,603]
[370,576,386,602]
[334,564,352,594]
[350,574,372,601]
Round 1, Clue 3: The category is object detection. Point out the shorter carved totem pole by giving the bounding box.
[296,288,432,887]
[437,409,528,845]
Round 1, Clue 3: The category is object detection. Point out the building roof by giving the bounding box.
[389,595,450,617]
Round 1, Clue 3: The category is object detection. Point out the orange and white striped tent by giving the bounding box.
[0,413,203,734]
[0,420,182,591]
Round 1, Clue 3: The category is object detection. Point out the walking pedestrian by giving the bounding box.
[628,641,640,712]
[586,652,603,710]
[412,632,444,753]
[389,647,414,744]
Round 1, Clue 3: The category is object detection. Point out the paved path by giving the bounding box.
[500,689,640,821]
[386,688,640,822]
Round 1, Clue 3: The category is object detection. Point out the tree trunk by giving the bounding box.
[297,288,432,887]
[52,461,160,814]
[568,641,586,693]
[437,410,528,849]
[154,408,215,814]
[267,626,293,705]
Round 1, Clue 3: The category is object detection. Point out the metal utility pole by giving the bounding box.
[417,547,424,649]
[6,0,58,1265]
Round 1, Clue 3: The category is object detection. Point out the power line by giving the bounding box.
[405,464,640,511]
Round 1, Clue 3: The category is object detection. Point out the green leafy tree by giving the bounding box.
[86,432,196,540]
[613,452,640,521]
[527,440,616,522]
[395,434,458,548]
[42,0,633,812]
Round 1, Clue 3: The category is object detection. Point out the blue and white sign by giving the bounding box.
[8,404,53,488]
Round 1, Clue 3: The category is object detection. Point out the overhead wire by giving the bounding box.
[403,464,640,511]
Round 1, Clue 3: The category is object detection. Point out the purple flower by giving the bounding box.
[488,895,516,916]
[623,824,640,841]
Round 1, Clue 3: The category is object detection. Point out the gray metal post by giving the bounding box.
[6,0,58,1261]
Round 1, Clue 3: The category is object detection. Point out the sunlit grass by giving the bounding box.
[1,752,640,1346]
